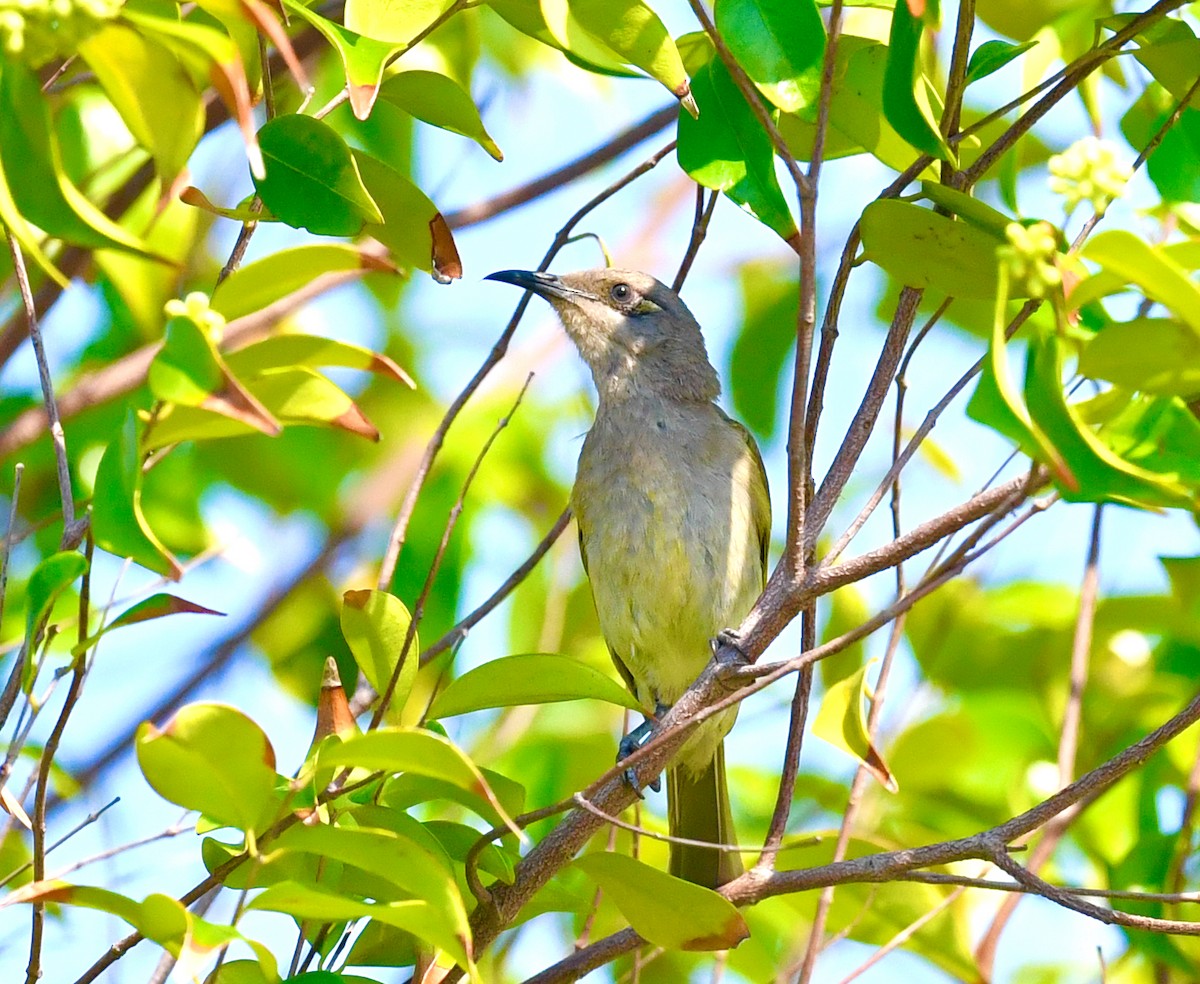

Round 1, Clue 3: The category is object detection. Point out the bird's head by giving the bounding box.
[486,268,720,403]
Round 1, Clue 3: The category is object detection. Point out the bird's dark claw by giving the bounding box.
[617,706,668,794]
[713,628,750,667]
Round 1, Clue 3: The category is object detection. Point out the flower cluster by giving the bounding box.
[0,0,123,65]
[1048,136,1133,216]
[165,292,226,341]
[999,221,1062,300]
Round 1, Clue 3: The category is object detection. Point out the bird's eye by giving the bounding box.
[610,283,633,304]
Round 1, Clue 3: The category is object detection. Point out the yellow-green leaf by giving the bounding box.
[812,661,897,791]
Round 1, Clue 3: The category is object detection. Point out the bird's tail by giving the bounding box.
[666,741,742,888]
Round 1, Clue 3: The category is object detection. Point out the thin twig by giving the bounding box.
[959,0,1186,189]
[834,885,969,984]
[27,533,94,983]
[757,643,813,866]
[805,287,923,552]
[990,847,1200,935]
[416,507,573,667]
[974,504,1103,975]
[4,230,80,547]
[371,375,535,727]
[671,186,718,293]
[444,104,678,229]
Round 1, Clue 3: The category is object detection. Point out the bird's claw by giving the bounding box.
[616,706,667,795]
[713,628,750,667]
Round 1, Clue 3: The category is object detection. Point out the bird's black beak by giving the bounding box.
[485,269,577,301]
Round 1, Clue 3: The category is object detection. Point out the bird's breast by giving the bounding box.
[572,403,763,705]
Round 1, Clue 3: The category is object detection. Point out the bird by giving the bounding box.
[486,267,770,888]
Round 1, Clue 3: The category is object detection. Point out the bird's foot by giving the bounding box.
[617,705,669,795]
[713,628,751,668]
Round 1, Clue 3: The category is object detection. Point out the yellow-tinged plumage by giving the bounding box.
[486,267,770,888]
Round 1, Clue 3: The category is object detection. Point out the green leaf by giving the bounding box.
[1080,319,1200,397]
[148,313,281,434]
[354,150,462,280]
[678,58,798,247]
[226,335,414,387]
[0,62,159,257]
[729,260,796,439]
[917,181,1014,238]
[340,589,418,724]
[78,24,203,182]
[92,410,184,580]
[212,244,398,321]
[818,39,936,173]
[486,0,636,78]
[0,144,66,285]
[149,316,225,405]
[859,200,1003,299]
[24,552,88,678]
[180,186,273,223]
[135,702,280,832]
[545,0,692,105]
[378,70,503,161]
[812,660,897,791]
[1024,325,1194,509]
[574,852,749,950]
[427,653,641,719]
[964,39,1038,86]
[715,0,825,114]
[6,883,279,978]
[253,116,383,237]
[144,368,381,447]
[1121,88,1200,205]
[882,1,955,163]
[345,0,454,45]
[250,368,380,438]
[121,8,263,177]
[72,594,225,657]
[282,0,402,121]
[247,882,477,979]
[818,584,870,690]
[1083,230,1200,338]
[966,308,1072,486]
[381,766,525,828]
[319,729,518,833]
[273,823,469,937]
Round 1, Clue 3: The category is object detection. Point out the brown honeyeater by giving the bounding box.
[487,268,770,888]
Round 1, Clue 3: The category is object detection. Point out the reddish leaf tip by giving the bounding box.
[349,84,379,121]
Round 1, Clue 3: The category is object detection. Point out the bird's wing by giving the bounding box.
[720,410,772,588]
[578,521,640,696]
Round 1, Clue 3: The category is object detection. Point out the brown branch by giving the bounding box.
[975,504,1103,975]
[938,0,976,186]
[0,266,375,461]
[805,286,921,554]
[823,299,1040,567]
[521,927,644,984]
[959,0,1186,188]
[722,685,1200,903]
[758,658,813,867]
[443,104,679,229]
[990,848,1200,935]
[26,534,94,983]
